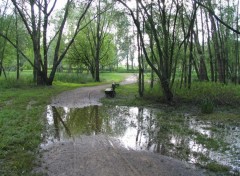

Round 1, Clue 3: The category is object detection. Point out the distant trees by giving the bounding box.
[67,27,116,79]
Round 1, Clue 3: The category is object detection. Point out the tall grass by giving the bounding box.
[0,75,34,89]
[173,81,240,106]
[54,72,94,83]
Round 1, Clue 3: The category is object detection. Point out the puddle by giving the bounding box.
[43,105,240,174]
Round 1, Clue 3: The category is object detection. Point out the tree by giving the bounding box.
[0,0,12,78]
[67,27,116,79]
[0,0,92,85]
[112,11,133,70]
[117,0,195,102]
[93,0,115,81]
[66,1,117,80]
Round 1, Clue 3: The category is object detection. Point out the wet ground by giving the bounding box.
[39,105,239,175]
[34,77,240,175]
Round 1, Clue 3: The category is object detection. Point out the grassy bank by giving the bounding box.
[102,81,240,108]
[0,73,129,175]
[0,83,80,175]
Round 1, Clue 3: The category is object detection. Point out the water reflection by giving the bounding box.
[44,105,240,173]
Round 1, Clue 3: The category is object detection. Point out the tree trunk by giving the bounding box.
[15,8,20,80]
[193,30,208,81]
[95,0,101,82]
[209,14,224,82]
[188,33,193,89]
[236,0,240,84]
[136,1,143,97]
[205,10,214,82]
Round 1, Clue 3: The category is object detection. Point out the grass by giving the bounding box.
[103,80,240,109]
[0,72,129,175]
[0,84,79,175]
[173,81,240,106]
[205,162,230,173]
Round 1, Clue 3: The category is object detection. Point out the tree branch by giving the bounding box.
[195,0,240,34]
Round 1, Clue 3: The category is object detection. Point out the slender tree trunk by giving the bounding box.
[126,52,129,71]
[43,0,49,84]
[209,14,224,82]
[205,10,214,82]
[150,0,154,89]
[95,0,101,82]
[188,33,193,89]
[136,0,143,97]
[15,8,20,80]
[0,38,7,79]
[193,30,208,81]
[236,0,240,84]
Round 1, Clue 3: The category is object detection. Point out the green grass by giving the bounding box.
[0,85,78,175]
[173,81,240,106]
[205,162,230,173]
[0,72,129,175]
[100,72,132,83]
[103,80,240,108]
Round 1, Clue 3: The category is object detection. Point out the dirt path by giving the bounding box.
[34,76,208,176]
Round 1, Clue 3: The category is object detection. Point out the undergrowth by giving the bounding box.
[102,81,240,112]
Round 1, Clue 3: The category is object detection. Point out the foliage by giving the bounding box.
[66,4,117,80]
[66,29,116,71]
[200,97,214,114]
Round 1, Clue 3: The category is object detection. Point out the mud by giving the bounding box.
[36,135,207,176]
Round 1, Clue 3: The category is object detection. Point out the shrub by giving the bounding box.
[201,97,214,114]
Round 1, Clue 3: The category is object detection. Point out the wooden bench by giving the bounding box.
[105,83,117,98]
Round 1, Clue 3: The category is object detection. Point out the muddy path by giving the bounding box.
[34,76,208,176]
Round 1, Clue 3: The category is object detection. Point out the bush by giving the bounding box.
[201,97,214,114]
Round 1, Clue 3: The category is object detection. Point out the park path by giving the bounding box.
[51,75,137,108]
[34,75,207,176]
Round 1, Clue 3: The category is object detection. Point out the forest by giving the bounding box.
[0,0,240,175]
[0,0,239,101]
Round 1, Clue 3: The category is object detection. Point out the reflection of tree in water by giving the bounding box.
[48,106,240,173]
[154,115,192,161]
[132,109,193,163]
[105,106,131,136]
[52,106,72,139]
[50,106,128,137]
[64,106,103,135]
